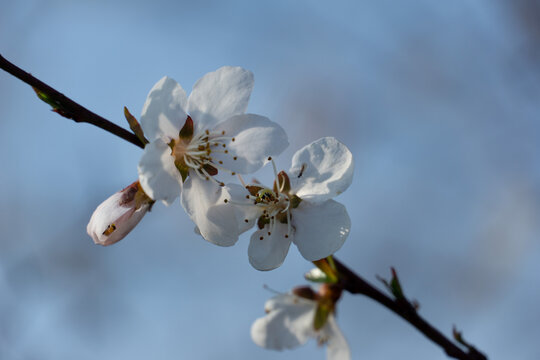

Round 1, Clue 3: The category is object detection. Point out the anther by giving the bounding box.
[245,195,250,199]
[268,156,272,161]
[232,137,236,142]
[231,172,236,175]
[285,234,289,238]
[259,236,264,240]
[268,232,271,236]
[219,161,223,164]
[224,150,228,154]
[205,130,210,135]
[224,199,229,203]
[244,219,249,223]
[222,144,226,148]
[222,130,226,135]
[233,156,237,160]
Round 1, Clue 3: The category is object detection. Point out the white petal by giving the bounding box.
[289,137,354,203]
[181,175,239,247]
[263,293,316,312]
[211,114,289,174]
[251,294,316,350]
[187,66,254,130]
[323,316,351,360]
[248,224,292,271]
[138,139,182,205]
[292,200,350,261]
[140,76,188,141]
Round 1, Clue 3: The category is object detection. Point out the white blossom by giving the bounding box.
[137,67,288,246]
[87,181,152,246]
[224,137,353,270]
[251,293,350,360]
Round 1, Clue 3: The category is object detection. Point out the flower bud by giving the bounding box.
[87,181,153,246]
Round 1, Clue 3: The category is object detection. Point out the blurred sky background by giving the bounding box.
[1,1,540,359]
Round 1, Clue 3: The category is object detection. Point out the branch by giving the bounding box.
[1,53,487,360]
[0,53,144,149]
[333,258,487,360]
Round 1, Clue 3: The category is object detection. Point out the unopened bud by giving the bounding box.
[87,181,153,246]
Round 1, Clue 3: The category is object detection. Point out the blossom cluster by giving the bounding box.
[86,66,354,359]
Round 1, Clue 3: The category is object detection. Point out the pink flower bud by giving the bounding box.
[87,181,153,246]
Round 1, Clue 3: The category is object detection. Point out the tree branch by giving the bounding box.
[1,53,488,360]
[334,258,487,360]
[0,53,144,149]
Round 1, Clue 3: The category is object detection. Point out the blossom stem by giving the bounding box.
[333,257,487,360]
[0,53,144,149]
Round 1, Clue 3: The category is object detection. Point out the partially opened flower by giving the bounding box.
[225,137,353,270]
[251,285,350,360]
[87,181,153,246]
[137,67,288,246]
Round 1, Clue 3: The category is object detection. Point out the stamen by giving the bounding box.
[268,217,274,236]
[281,200,291,213]
[237,174,247,187]
[270,159,280,196]
[199,167,225,186]
[263,284,285,296]
[286,208,292,238]
[207,160,238,176]
[185,150,211,156]
[192,168,207,181]
[183,155,201,170]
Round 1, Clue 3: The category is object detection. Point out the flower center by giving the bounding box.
[240,182,294,240]
[224,165,302,241]
[169,116,237,185]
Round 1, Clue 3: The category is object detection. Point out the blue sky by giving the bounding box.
[1,1,539,359]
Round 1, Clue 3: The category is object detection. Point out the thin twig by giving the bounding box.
[0,53,144,148]
[333,258,487,360]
